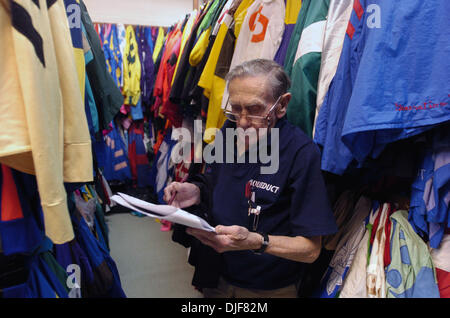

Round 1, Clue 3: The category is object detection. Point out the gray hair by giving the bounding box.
[225,59,291,101]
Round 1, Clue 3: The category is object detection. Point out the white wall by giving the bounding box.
[83,0,195,27]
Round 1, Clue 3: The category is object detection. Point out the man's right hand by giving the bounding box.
[163,182,201,208]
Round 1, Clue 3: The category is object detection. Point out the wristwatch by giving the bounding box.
[253,232,269,254]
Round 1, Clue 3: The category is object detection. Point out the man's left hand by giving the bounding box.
[186,225,262,253]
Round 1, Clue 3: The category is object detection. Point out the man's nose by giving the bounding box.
[237,114,251,129]
[236,109,252,129]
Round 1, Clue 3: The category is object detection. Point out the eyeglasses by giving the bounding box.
[224,95,282,127]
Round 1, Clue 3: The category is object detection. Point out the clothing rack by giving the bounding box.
[93,21,171,32]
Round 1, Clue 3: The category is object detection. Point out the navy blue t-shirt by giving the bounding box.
[205,117,338,290]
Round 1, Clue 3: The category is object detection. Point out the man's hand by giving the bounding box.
[186,225,262,253]
[163,182,201,208]
[186,225,322,263]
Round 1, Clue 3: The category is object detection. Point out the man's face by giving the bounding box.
[227,75,277,131]
[227,75,277,150]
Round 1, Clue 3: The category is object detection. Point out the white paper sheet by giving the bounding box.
[110,193,216,232]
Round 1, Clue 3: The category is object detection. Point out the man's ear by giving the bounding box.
[276,93,291,119]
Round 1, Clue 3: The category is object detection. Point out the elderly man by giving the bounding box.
[163,59,337,298]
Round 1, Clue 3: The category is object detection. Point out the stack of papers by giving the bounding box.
[110,192,216,233]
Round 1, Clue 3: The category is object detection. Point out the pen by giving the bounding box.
[168,174,189,206]
[168,191,177,205]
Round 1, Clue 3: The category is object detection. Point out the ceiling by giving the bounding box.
[83,0,196,27]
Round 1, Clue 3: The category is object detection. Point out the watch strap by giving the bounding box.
[253,232,269,254]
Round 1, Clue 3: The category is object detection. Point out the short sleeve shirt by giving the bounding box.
[206,117,338,290]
